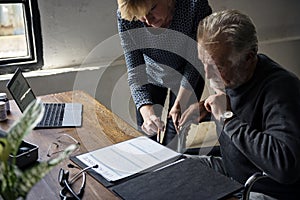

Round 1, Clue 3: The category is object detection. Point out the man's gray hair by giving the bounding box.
[197,9,258,54]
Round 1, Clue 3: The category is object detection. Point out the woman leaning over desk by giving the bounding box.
[117,0,212,148]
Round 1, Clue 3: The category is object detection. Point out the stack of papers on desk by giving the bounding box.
[74,136,181,182]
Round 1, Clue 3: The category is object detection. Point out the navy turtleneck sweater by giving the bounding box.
[220,54,300,199]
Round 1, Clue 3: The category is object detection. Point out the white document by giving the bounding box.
[76,136,181,182]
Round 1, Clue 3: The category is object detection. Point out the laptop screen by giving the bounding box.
[7,68,37,112]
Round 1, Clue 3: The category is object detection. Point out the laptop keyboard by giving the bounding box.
[37,103,65,127]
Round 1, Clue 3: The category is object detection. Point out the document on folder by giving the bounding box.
[75,136,181,182]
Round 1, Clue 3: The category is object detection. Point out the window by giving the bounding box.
[0,0,43,74]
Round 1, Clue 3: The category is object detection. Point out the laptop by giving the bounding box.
[6,68,83,128]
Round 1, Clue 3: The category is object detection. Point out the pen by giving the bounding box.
[157,128,161,143]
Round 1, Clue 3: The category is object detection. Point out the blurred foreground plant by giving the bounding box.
[0,99,78,200]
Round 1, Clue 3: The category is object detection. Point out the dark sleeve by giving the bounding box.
[180,0,212,97]
[117,11,153,109]
[223,76,300,184]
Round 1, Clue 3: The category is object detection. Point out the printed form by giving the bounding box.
[76,136,181,182]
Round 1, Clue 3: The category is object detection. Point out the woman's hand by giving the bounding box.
[169,86,194,132]
[179,101,209,126]
[140,104,164,136]
[141,114,164,136]
[169,102,182,133]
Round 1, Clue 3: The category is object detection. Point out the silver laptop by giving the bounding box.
[6,68,82,128]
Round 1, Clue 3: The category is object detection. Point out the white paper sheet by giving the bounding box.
[76,136,181,182]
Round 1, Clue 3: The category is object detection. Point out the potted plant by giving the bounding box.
[0,99,78,200]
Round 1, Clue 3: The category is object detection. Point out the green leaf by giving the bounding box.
[0,99,78,199]
[0,138,9,163]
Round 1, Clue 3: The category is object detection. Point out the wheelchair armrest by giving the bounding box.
[242,172,268,200]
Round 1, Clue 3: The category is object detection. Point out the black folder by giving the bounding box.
[111,158,243,200]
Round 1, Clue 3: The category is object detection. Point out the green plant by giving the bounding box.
[0,99,78,200]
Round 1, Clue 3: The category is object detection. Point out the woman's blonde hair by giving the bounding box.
[117,0,152,21]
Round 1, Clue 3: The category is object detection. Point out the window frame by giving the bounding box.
[0,0,43,74]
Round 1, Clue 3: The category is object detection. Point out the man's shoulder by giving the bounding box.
[257,54,300,93]
[258,53,299,80]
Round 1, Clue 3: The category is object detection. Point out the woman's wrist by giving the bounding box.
[175,90,192,111]
[139,104,155,120]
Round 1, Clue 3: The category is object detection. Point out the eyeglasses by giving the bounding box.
[58,163,98,200]
[47,134,80,157]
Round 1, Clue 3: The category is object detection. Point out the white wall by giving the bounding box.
[37,0,300,75]
[209,0,300,77]
[39,0,120,69]
[1,0,300,126]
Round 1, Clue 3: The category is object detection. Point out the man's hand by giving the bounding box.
[204,90,228,121]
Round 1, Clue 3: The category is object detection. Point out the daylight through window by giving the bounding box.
[0,3,28,59]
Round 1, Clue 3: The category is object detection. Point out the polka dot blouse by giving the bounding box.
[117,0,212,109]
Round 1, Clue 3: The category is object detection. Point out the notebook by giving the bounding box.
[6,68,82,128]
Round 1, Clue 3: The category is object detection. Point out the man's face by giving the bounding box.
[198,42,245,90]
[137,0,171,28]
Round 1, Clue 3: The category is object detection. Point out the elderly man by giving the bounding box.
[182,10,300,199]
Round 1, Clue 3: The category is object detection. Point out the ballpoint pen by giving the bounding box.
[157,128,161,143]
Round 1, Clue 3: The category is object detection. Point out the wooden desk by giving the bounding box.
[0,90,142,200]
